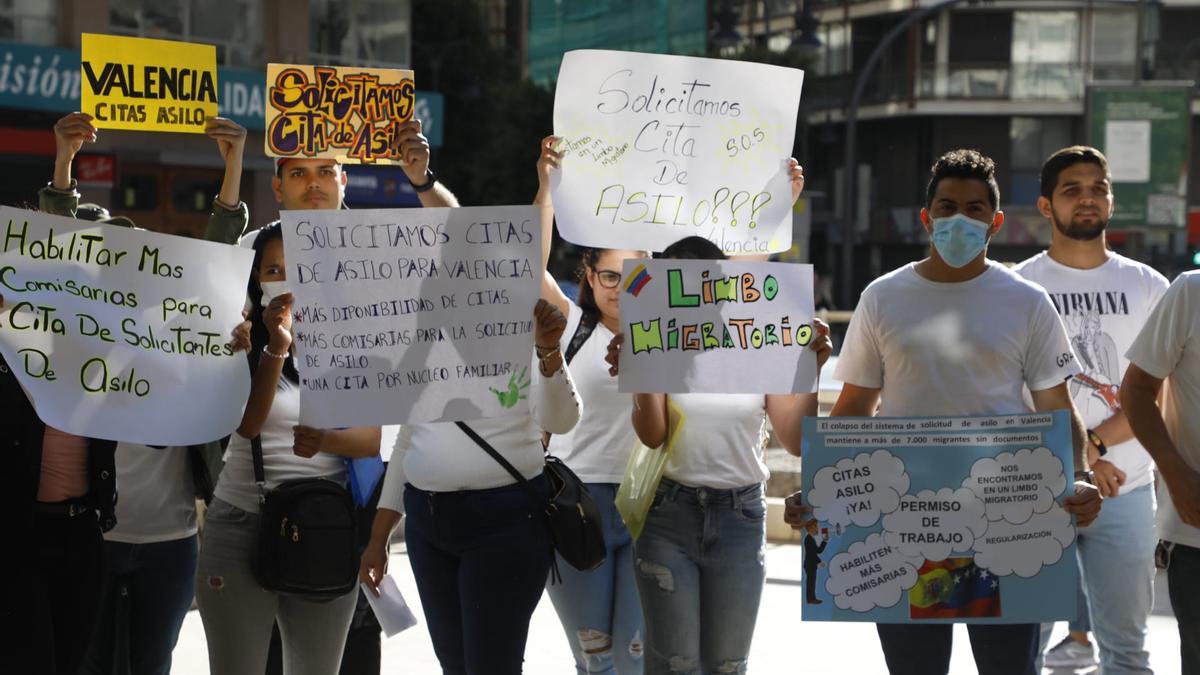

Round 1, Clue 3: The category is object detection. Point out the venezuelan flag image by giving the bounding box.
[624,263,652,297]
[909,557,1001,619]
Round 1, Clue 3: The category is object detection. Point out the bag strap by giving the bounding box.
[564,311,598,365]
[251,434,267,504]
[456,422,543,504]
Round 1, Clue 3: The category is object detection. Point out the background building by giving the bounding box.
[787,0,1200,304]
[0,0,443,237]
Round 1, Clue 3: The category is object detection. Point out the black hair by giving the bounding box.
[659,236,727,260]
[575,247,603,328]
[247,222,299,384]
[1040,146,1111,200]
[925,149,1000,210]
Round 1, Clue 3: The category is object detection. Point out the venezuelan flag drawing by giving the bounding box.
[909,557,1001,619]
[624,263,652,297]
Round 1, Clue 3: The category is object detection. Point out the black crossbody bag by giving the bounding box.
[456,421,606,580]
[251,435,358,599]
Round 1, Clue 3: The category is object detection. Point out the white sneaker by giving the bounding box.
[1043,636,1098,668]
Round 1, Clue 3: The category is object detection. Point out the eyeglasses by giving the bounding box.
[593,269,622,289]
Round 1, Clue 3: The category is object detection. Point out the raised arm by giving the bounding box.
[535,135,571,317]
[769,318,832,456]
[39,112,97,216]
[203,117,250,244]
[395,119,459,207]
[235,293,293,439]
[530,299,580,434]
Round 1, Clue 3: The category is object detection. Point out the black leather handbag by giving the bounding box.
[250,436,358,599]
[456,422,606,577]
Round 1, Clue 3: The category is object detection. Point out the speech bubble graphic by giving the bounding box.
[825,532,923,612]
[961,447,1066,524]
[882,487,988,562]
[808,449,910,528]
[973,505,1075,577]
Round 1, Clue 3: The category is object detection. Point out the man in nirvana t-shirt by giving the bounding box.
[1014,146,1166,673]
[825,149,1103,675]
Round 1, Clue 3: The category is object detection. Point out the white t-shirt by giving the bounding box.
[835,261,1081,417]
[215,377,347,514]
[106,444,197,544]
[1014,252,1168,494]
[665,393,769,489]
[547,301,640,484]
[378,352,581,511]
[1126,271,1200,548]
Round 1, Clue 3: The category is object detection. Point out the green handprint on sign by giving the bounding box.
[489,366,530,408]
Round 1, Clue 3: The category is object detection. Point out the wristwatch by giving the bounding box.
[409,167,436,192]
[1074,469,1096,484]
[1086,429,1108,457]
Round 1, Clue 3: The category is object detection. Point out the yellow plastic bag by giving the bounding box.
[615,399,685,540]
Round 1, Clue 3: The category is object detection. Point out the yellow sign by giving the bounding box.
[81,33,218,134]
[265,63,416,164]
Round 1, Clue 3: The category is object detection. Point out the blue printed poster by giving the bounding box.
[800,412,1078,624]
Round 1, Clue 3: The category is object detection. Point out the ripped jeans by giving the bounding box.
[547,483,644,674]
[634,478,766,675]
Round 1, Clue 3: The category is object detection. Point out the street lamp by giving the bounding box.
[711,1,745,51]
[790,1,822,57]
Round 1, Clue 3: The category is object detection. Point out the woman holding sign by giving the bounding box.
[195,222,382,675]
[605,233,831,675]
[533,134,649,673]
[359,297,581,675]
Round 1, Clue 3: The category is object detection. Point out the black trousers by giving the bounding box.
[24,510,107,675]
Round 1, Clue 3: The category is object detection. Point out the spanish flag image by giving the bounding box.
[909,557,1001,619]
[624,263,652,297]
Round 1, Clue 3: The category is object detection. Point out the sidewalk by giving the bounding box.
[171,541,1180,674]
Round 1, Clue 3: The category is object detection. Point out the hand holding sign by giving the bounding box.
[54,112,98,164]
[393,119,432,184]
[788,159,806,204]
[264,292,294,354]
[1063,481,1102,528]
[205,117,248,165]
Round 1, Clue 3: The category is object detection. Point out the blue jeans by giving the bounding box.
[633,478,766,675]
[1167,542,1200,675]
[83,536,198,675]
[877,623,1039,675]
[547,483,644,675]
[404,476,553,675]
[1037,483,1156,674]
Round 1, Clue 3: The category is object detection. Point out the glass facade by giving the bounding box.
[527,0,707,85]
[109,0,264,67]
[309,0,411,68]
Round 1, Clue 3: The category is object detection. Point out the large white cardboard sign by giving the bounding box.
[279,206,541,427]
[617,259,817,394]
[0,206,253,445]
[552,49,804,255]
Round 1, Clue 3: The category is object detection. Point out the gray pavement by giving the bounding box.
[170,541,1181,674]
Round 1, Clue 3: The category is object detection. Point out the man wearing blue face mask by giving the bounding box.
[822,149,1103,675]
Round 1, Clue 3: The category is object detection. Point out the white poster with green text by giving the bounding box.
[0,206,253,445]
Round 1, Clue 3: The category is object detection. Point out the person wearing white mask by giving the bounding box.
[785,149,1102,675]
[194,221,382,675]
